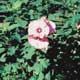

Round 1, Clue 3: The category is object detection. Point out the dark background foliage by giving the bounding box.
[0,0,80,80]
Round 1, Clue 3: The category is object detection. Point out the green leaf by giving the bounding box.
[29,10,34,15]
[39,58,49,68]
[55,74,64,80]
[0,22,10,28]
[11,32,21,42]
[23,47,35,59]
[21,35,28,40]
[29,75,37,80]
[37,72,44,80]
[22,0,29,4]
[7,46,17,56]
[64,29,72,36]
[0,66,4,73]
[33,63,43,75]
[4,64,11,74]
[17,58,24,63]
[48,14,55,21]
[15,18,27,28]
[54,1,63,5]
[45,72,51,80]
[11,63,19,73]
[0,48,5,54]
[56,29,64,36]
[72,56,80,60]
[0,5,7,12]
[49,0,63,5]
[0,54,6,62]
[12,0,22,10]
[7,24,20,31]
[28,66,33,72]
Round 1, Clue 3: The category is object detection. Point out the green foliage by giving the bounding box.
[0,0,80,80]
[55,74,64,80]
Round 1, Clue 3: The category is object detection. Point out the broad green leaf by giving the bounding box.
[15,18,27,28]
[12,0,22,10]
[0,54,6,62]
[55,74,64,80]
[49,0,63,5]
[0,48,5,54]
[4,64,11,74]
[23,47,35,59]
[21,35,28,40]
[17,58,24,63]
[45,72,51,80]
[53,1,63,5]
[11,32,21,42]
[0,22,10,32]
[0,66,4,73]
[28,66,33,72]
[29,10,34,15]
[39,58,49,68]
[29,74,37,80]
[64,29,72,36]
[56,29,65,36]
[0,5,7,12]
[11,63,19,73]
[22,0,29,4]
[7,46,17,56]
[0,22,10,28]
[7,24,20,31]
[0,44,2,47]
[29,76,37,80]
[37,72,44,80]
[72,56,80,60]
[33,63,42,75]
[48,14,55,21]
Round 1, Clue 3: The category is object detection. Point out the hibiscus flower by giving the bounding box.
[28,17,49,38]
[28,17,56,50]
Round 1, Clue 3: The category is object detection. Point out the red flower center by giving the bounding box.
[36,27,42,33]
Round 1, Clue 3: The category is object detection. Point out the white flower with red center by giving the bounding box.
[28,17,56,50]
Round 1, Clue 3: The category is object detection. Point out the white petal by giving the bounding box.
[28,37,49,50]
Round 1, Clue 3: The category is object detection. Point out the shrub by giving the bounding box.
[0,0,80,80]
